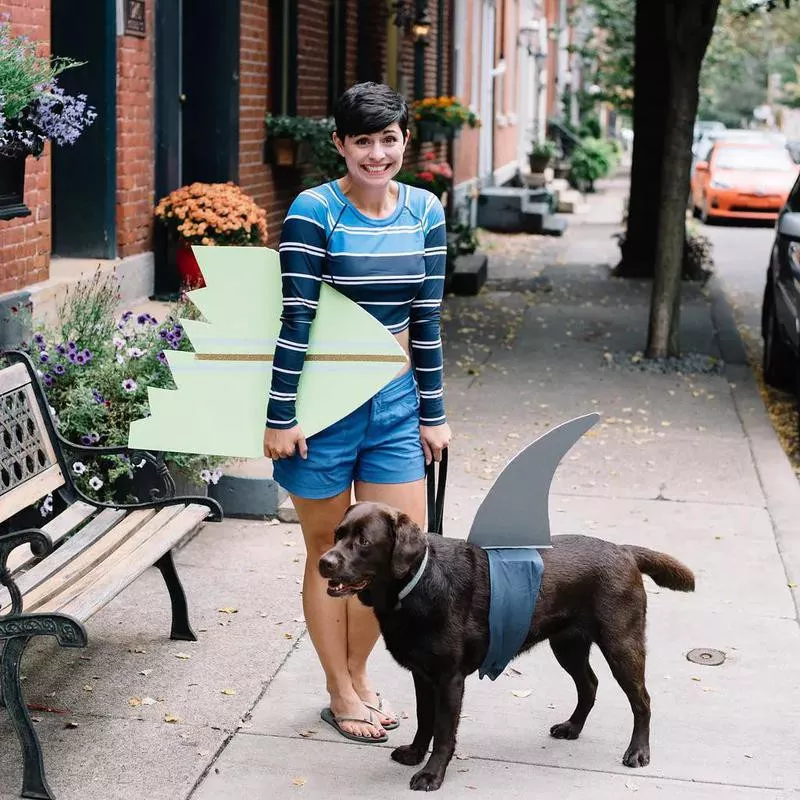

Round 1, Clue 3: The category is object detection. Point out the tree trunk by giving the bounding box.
[645,0,721,358]
[616,0,669,279]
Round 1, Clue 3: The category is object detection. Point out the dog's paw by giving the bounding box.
[622,745,650,767]
[392,745,426,766]
[549,721,581,740]
[409,769,444,792]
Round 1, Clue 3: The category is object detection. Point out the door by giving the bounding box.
[50,0,116,258]
[153,0,240,297]
[478,0,496,181]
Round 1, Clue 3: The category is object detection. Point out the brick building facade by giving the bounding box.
[1,0,454,310]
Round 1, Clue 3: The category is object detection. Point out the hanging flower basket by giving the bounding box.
[0,154,31,221]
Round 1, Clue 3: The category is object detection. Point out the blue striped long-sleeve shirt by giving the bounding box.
[267,179,447,430]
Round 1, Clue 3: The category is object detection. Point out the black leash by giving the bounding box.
[425,447,448,536]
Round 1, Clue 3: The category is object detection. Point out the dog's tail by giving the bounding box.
[624,546,695,592]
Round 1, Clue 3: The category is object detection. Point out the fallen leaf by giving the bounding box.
[83,685,93,693]
[164,714,180,724]
[139,669,153,677]
[298,729,317,738]
[511,690,532,698]
[128,697,142,707]
[141,697,157,706]
[220,688,236,696]
[64,721,79,729]
[174,653,191,660]
[691,676,701,682]
[789,582,798,589]
[218,607,238,615]
[292,777,307,787]
[129,647,147,654]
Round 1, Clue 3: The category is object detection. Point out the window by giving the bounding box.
[328,0,347,113]
[270,0,298,115]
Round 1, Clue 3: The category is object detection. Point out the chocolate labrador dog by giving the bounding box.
[319,502,695,792]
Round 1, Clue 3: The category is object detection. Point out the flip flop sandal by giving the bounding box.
[363,692,399,730]
[320,707,389,744]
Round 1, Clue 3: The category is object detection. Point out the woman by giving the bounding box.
[263,82,451,743]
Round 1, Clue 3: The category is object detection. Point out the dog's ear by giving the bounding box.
[391,512,424,580]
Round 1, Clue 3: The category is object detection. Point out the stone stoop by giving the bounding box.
[476,186,568,237]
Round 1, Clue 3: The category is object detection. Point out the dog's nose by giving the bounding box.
[319,550,342,578]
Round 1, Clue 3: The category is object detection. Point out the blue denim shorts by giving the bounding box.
[272,369,426,500]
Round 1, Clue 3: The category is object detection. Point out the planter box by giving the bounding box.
[0,154,31,221]
[528,155,552,174]
[417,121,460,143]
[265,137,311,168]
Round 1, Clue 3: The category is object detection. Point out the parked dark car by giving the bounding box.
[762,174,800,390]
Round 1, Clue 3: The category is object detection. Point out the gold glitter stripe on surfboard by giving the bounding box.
[193,353,407,363]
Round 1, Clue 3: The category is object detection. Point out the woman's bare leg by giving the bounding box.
[291,489,385,739]
[350,478,426,725]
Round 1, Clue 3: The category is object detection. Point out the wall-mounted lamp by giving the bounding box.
[393,0,432,44]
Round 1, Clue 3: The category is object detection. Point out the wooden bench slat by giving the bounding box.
[0,464,67,526]
[36,504,188,616]
[0,363,30,394]
[43,504,209,622]
[0,507,128,612]
[6,501,98,574]
[21,508,159,613]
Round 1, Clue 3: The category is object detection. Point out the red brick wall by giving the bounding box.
[116,1,155,258]
[0,1,51,296]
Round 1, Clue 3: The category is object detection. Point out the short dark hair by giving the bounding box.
[334,82,409,139]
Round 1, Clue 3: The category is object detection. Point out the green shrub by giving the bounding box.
[569,137,618,191]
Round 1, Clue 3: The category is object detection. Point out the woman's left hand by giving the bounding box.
[420,423,452,465]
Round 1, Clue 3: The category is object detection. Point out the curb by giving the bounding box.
[709,277,800,620]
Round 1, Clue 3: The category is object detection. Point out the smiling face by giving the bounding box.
[333,124,409,190]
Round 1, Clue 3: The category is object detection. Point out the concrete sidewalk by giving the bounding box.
[2,179,799,799]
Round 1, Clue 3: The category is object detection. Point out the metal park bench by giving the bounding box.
[0,351,222,799]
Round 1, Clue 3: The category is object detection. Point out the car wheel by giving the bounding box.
[762,281,796,391]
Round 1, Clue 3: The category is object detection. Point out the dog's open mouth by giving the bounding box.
[327,579,369,597]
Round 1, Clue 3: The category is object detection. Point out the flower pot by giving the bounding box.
[176,241,205,288]
[166,461,209,498]
[528,154,552,174]
[266,137,310,168]
[417,121,459,142]
[0,153,31,221]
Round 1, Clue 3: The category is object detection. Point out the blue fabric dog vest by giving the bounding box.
[479,547,544,681]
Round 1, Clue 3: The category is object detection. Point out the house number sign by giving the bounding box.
[124,0,146,37]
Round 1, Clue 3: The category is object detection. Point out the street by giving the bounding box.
[702,220,775,342]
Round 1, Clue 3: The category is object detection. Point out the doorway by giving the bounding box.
[50,0,116,259]
[153,0,241,296]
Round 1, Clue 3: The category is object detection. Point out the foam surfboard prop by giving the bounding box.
[128,245,408,458]
[466,412,601,549]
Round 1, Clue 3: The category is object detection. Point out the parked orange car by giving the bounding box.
[690,141,799,223]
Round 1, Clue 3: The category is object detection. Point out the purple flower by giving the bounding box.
[159,329,169,339]
[67,341,77,352]
[74,352,87,365]
[43,373,53,387]
[53,364,65,375]
[39,352,49,363]
[121,311,133,322]
[137,313,156,326]
[157,351,168,364]
[33,333,44,345]
[122,378,138,392]
[91,389,104,404]
[81,348,92,362]
[80,434,93,445]
[27,85,97,148]
[56,343,66,355]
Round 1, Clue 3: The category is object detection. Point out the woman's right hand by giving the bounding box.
[264,425,308,460]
